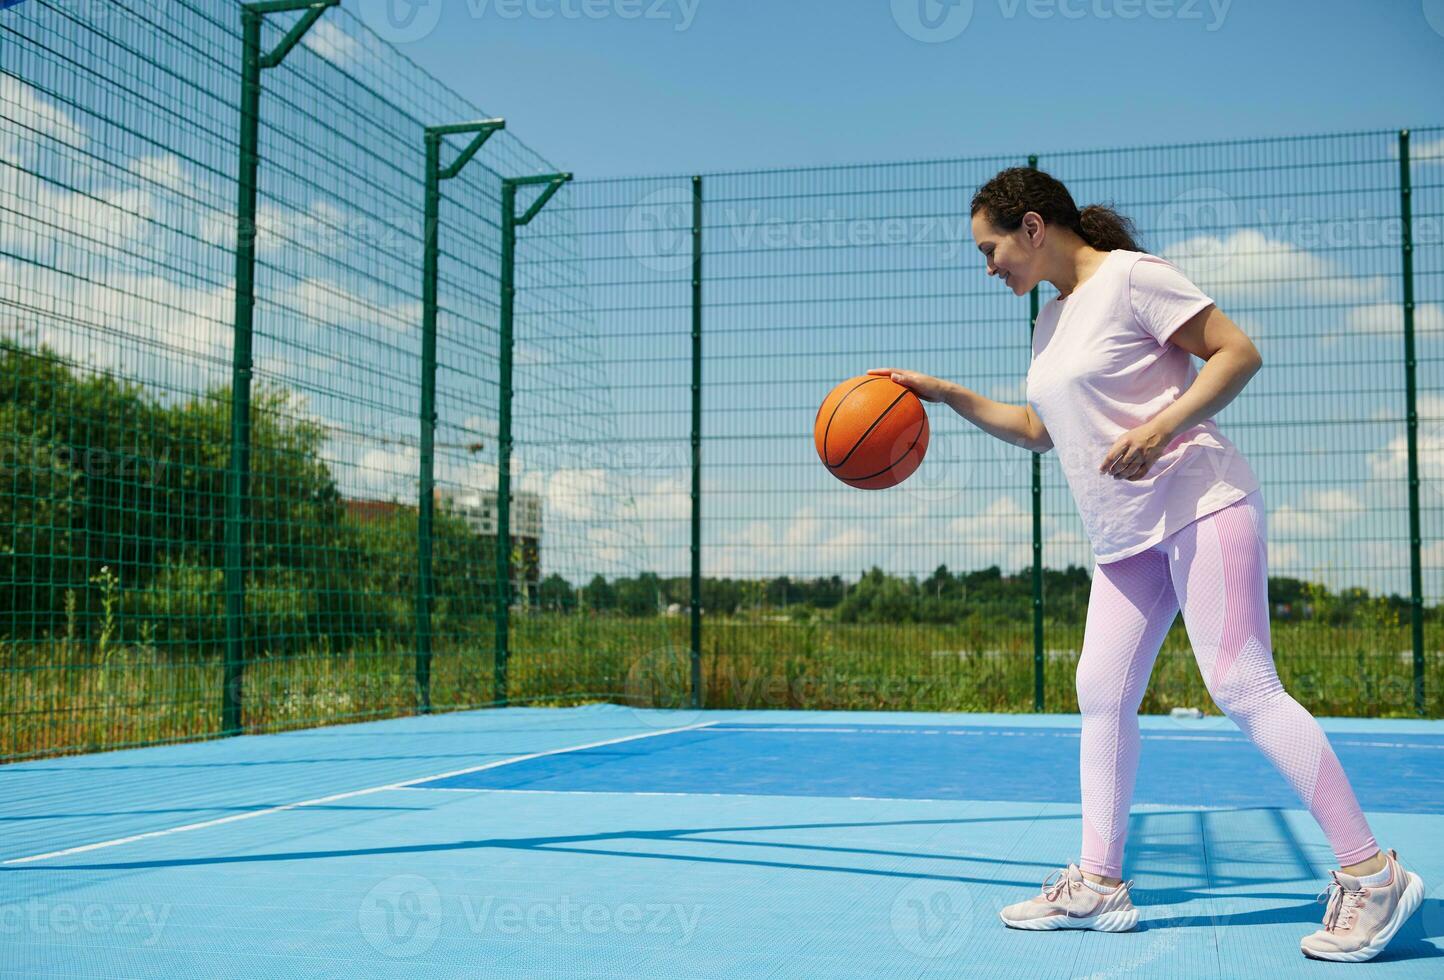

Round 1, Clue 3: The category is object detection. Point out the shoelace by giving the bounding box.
[1317,872,1368,932]
[1041,867,1079,903]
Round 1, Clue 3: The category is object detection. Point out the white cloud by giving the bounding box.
[1270,489,1364,539]
[1164,229,1392,308]
[581,525,629,568]
[1347,303,1444,335]
[0,75,87,164]
[1366,406,1444,530]
[1160,230,1444,351]
[1368,417,1444,489]
[1307,489,1364,517]
[280,277,421,334]
[198,199,359,257]
[0,165,156,256]
[544,467,618,522]
[945,494,1089,572]
[353,443,419,500]
[710,503,882,578]
[1268,541,1300,569]
[1410,136,1444,164]
[301,18,360,64]
[1371,394,1444,423]
[0,259,232,374]
[949,493,1030,540]
[130,153,187,192]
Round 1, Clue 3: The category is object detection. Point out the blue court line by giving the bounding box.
[416,722,1444,814]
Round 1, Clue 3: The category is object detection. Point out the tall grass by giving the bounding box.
[3,612,1439,761]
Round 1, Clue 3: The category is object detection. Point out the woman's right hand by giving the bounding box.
[866,368,951,404]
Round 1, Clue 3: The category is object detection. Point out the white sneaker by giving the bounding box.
[999,863,1139,932]
[1300,849,1424,962]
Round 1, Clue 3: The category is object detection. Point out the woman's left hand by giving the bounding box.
[1100,422,1173,480]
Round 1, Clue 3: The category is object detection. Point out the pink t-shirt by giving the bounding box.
[1027,250,1259,564]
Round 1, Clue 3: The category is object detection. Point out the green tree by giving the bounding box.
[538,573,576,612]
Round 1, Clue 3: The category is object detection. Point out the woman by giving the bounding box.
[869,167,1423,962]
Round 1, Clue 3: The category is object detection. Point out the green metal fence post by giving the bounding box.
[225,0,338,737]
[1399,130,1426,716]
[1027,155,1045,713]
[496,172,573,706]
[417,120,505,715]
[690,175,704,710]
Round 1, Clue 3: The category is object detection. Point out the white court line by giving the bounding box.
[410,787,1241,810]
[713,725,1444,750]
[2,721,718,866]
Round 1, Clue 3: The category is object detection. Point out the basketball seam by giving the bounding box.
[842,419,927,484]
[821,376,878,467]
[829,383,909,471]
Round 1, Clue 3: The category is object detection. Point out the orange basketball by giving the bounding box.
[813,375,930,490]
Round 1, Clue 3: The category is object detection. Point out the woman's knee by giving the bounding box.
[1076,653,1128,718]
[1205,649,1286,720]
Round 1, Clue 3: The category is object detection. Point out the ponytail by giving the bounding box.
[971,168,1141,252]
[1076,203,1140,252]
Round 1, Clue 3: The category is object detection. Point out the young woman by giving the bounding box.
[868,167,1424,962]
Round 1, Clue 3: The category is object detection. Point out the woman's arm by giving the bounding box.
[1102,305,1263,479]
[943,385,1053,454]
[1150,304,1262,437]
[866,368,1051,453]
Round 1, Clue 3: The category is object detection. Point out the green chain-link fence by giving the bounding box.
[3,0,1441,761]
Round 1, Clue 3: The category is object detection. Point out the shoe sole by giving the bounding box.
[1001,908,1139,933]
[1300,871,1424,963]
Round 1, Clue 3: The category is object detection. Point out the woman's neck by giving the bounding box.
[1050,245,1112,299]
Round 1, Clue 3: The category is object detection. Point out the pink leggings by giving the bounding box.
[1077,489,1378,877]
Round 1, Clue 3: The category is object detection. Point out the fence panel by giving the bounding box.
[3,2,1439,763]
[0,0,558,758]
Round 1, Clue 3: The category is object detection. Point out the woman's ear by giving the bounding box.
[1022,211,1045,248]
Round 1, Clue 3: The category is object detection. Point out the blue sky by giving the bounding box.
[357,0,1444,176]
[3,0,1443,601]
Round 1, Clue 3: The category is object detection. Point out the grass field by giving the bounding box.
[3,612,1440,761]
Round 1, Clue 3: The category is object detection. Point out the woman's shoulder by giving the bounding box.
[1124,250,1204,290]
[1118,250,1197,277]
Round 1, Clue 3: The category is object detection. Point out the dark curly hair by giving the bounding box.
[970,167,1140,253]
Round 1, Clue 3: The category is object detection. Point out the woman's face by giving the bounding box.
[971,211,1041,296]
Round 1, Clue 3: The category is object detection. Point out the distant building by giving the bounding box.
[435,488,542,604]
[1272,601,1315,621]
[436,488,542,541]
[343,498,408,524]
[342,490,543,607]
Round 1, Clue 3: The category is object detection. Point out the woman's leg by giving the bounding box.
[1165,490,1379,868]
[1076,546,1180,880]
[998,550,1172,931]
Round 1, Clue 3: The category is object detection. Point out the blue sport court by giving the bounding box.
[2,704,1441,978]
